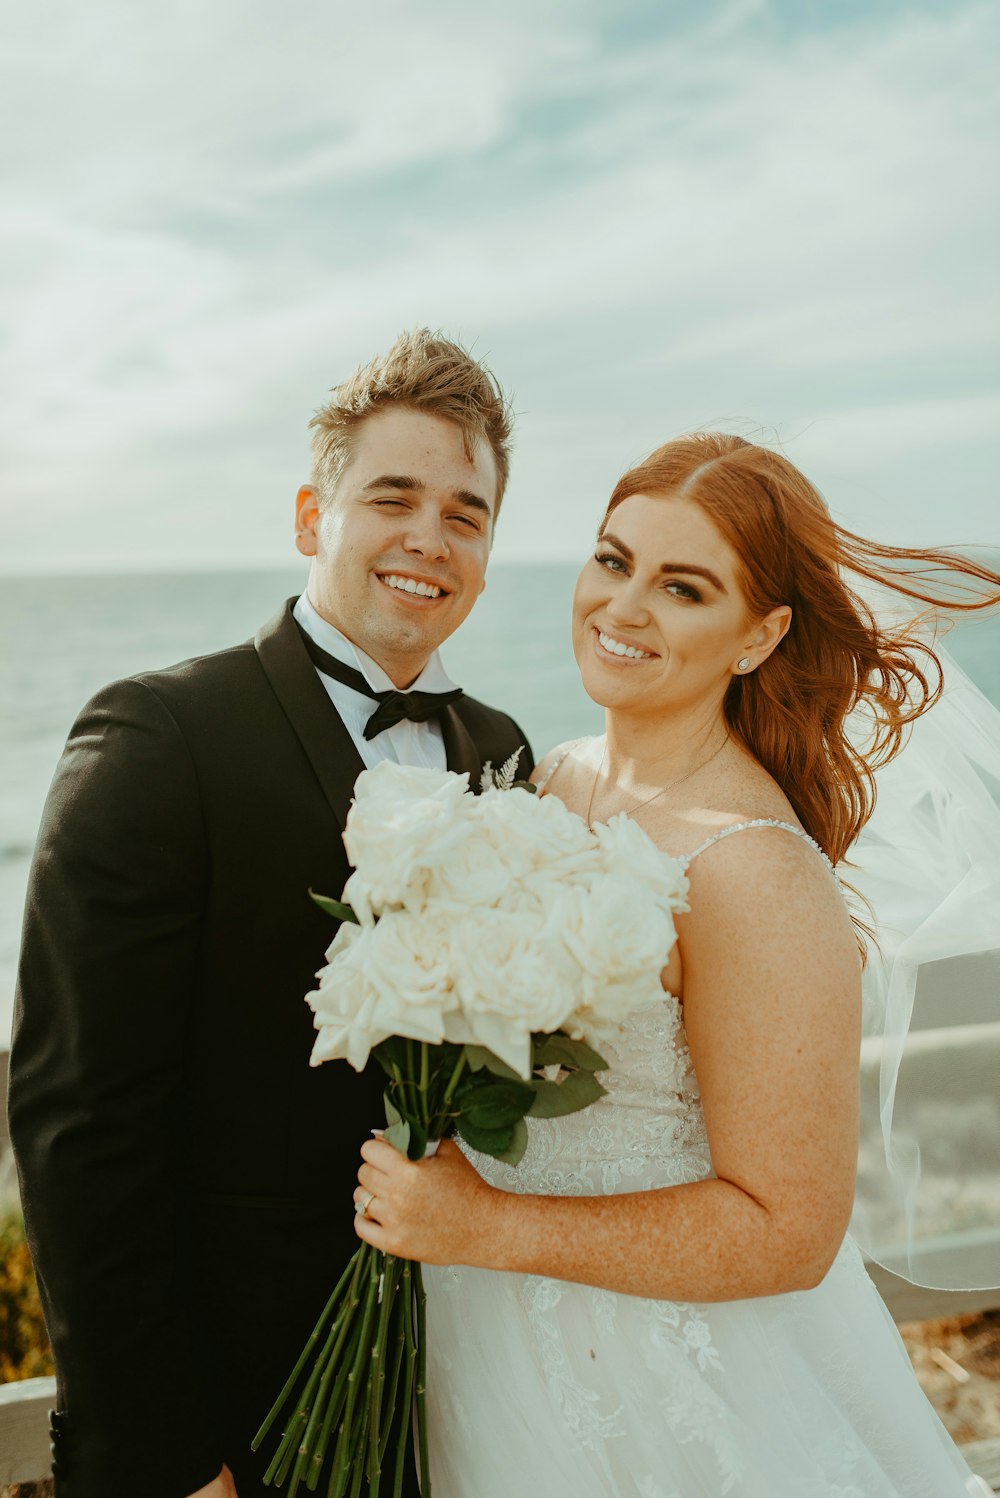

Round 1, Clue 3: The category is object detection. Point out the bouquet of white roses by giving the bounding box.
[254,756,688,1496]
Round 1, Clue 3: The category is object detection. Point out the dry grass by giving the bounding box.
[899,1310,1000,1445]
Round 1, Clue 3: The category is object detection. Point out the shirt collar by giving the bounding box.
[293,592,459,695]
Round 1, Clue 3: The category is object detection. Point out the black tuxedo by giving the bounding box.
[7,598,533,1498]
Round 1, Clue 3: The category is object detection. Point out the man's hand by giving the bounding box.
[186,1466,238,1498]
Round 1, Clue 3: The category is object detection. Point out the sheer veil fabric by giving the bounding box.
[847,629,1000,1290]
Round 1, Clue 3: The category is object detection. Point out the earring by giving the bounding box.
[737,658,751,672]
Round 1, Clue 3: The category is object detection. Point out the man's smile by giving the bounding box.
[375,570,451,603]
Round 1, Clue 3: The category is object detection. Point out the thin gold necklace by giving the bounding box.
[586,733,730,830]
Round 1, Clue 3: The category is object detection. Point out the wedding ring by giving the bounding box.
[356,1190,375,1219]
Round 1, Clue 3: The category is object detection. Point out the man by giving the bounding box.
[8,329,533,1498]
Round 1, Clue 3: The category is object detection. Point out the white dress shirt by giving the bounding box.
[293,593,459,771]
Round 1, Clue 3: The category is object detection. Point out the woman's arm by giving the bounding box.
[354,828,862,1302]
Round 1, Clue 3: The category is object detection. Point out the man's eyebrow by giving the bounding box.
[600,531,727,593]
[363,474,492,518]
[362,474,421,494]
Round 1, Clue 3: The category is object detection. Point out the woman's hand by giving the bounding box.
[353,1136,502,1266]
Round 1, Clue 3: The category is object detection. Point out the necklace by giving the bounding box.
[586,732,730,830]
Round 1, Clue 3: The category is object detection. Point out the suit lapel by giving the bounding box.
[441,704,482,790]
[255,599,365,833]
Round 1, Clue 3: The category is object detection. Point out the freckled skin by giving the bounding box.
[355,494,862,1303]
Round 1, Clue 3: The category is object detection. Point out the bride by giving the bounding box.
[353,433,1000,1497]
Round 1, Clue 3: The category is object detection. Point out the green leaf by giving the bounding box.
[382,1089,412,1153]
[372,1036,409,1078]
[455,1116,514,1157]
[532,1033,609,1074]
[383,1117,411,1155]
[454,1077,535,1132]
[462,1045,524,1080]
[463,1101,528,1131]
[528,1069,608,1119]
[495,1116,529,1165]
[309,890,360,924]
[458,1077,536,1111]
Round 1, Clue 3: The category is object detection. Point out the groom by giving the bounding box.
[8,329,533,1498]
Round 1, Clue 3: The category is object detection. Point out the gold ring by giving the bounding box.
[355,1190,375,1219]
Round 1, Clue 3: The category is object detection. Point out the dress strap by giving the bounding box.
[535,738,589,795]
[679,819,837,877]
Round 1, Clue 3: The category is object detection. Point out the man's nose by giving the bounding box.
[402,512,449,560]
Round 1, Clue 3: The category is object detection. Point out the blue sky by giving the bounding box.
[1,0,996,571]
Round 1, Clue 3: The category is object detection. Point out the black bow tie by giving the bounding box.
[298,627,464,741]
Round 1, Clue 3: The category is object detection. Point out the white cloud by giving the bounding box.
[0,0,996,571]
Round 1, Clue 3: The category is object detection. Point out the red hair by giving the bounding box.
[604,433,1000,868]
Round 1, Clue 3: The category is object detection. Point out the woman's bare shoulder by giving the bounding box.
[529,736,598,792]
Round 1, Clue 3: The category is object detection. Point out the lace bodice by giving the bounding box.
[462,994,713,1199]
[462,800,838,1202]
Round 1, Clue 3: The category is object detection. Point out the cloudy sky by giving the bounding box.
[1,0,997,572]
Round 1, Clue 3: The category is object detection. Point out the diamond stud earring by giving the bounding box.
[737,658,751,671]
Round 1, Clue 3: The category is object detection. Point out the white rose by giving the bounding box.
[443,907,578,1076]
[343,762,475,914]
[421,827,522,908]
[594,814,690,914]
[476,786,599,886]
[559,873,679,1036]
[306,909,456,1070]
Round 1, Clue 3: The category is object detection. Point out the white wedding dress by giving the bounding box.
[422,822,989,1498]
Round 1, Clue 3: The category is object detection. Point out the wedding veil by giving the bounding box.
[845,605,1000,1291]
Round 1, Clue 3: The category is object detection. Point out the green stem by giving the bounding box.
[391,1262,419,1498]
[289,1251,370,1491]
[414,1263,431,1497]
[366,1254,400,1496]
[267,1255,366,1490]
[419,1041,429,1095]
[305,1300,369,1493]
[326,1248,381,1498]
[377,1283,408,1466]
[268,1408,307,1490]
[442,1048,467,1107]
[253,1252,358,1453]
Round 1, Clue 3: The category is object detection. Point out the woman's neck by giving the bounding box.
[602,701,729,798]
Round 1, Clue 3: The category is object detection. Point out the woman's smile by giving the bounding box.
[592,625,658,664]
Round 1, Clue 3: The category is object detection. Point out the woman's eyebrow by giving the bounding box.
[600,532,726,593]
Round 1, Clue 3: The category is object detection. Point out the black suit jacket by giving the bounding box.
[7,598,533,1498]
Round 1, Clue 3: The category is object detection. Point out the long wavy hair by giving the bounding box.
[603,433,1000,869]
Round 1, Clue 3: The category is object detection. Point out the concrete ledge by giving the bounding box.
[0,1376,55,1485]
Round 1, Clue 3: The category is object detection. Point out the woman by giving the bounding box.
[353,434,999,1496]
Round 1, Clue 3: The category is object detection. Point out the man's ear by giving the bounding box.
[295,485,320,558]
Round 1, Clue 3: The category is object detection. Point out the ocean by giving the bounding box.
[1,565,998,1042]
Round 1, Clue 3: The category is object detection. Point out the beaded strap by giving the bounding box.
[535,738,589,795]
[679,818,837,878]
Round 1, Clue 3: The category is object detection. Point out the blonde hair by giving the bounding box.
[309,328,513,516]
